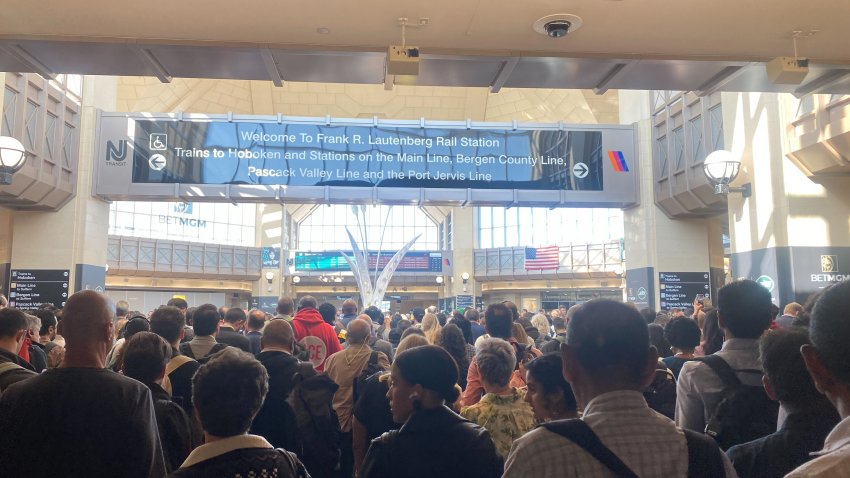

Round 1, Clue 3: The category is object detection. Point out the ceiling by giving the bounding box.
[2,0,850,94]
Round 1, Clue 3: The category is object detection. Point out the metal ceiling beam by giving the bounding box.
[694,63,755,97]
[489,57,520,93]
[134,47,172,83]
[260,48,284,87]
[794,69,850,98]
[0,44,56,80]
[593,61,638,95]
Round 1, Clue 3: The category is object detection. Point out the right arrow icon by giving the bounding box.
[572,162,589,179]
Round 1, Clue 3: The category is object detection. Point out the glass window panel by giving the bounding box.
[672,126,685,170]
[655,137,668,178]
[3,87,17,137]
[690,116,705,163]
[66,75,83,97]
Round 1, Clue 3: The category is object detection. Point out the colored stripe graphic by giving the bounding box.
[608,150,629,172]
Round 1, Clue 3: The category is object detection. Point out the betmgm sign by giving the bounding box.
[95,112,638,208]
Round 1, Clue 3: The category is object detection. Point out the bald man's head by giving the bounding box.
[342,299,357,316]
[347,319,370,345]
[62,290,114,350]
[262,319,294,351]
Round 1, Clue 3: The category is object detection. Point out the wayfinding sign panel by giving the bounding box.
[658,272,710,310]
[95,113,638,207]
[294,251,445,273]
[8,269,70,309]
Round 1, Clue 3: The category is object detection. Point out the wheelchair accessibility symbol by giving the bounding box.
[150,134,167,151]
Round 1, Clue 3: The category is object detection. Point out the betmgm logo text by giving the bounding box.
[812,255,850,282]
[105,140,128,166]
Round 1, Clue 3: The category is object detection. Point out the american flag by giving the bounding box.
[525,245,560,270]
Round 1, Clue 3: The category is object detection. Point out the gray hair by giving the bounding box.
[24,314,41,336]
[475,338,516,388]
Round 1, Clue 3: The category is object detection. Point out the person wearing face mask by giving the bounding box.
[0,308,37,392]
[359,345,503,478]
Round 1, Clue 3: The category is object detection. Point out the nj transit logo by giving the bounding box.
[105,140,128,164]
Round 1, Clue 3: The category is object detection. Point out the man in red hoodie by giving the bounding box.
[291,296,341,371]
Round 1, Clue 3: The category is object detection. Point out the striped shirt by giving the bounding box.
[503,390,738,477]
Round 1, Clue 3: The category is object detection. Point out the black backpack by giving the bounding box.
[697,355,779,450]
[287,374,342,478]
[643,363,677,420]
[178,342,228,364]
[353,351,383,405]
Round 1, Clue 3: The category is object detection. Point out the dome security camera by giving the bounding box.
[533,14,583,39]
[544,20,572,38]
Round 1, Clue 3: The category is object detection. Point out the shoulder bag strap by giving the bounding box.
[368,350,379,366]
[696,355,741,388]
[683,429,726,478]
[541,419,640,478]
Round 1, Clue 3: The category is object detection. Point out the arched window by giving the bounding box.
[298,205,439,251]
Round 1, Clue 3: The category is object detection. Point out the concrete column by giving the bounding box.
[447,206,479,310]
[620,90,723,311]
[254,203,287,313]
[7,76,115,299]
[724,92,850,305]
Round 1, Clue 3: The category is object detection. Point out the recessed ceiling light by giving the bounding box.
[533,14,583,38]
[317,27,330,34]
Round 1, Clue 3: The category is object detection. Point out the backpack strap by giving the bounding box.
[178,342,195,359]
[541,419,640,478]
[0,361,24,376]
[696,355,741,388]
[165,354,194,376]
[367,350,379,366]
[683,429,725,478]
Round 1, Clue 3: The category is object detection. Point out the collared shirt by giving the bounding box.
[180,434,272,469]
[460,388,536,459]
[675,338,764,433]
[324,344,390,432]
[187,335,217,359]
[786,415,850,477]
[504,390,738,478]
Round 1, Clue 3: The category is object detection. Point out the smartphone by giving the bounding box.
[695,294,706,305]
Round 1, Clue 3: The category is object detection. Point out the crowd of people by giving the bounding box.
[0,279,848,477]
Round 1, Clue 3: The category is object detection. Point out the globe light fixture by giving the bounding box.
[435,276,444,284]
[0,136,27,185]
[703,150,751,197]
[292,275,301,284]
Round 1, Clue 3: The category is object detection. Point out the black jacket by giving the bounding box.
[169,448,309,478]
[147,382,197,473]
[251,350,316,448]
[359,405,503,478]
[726,402,840,478]
[216,327,251,353]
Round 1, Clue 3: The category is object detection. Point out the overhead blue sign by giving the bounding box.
[129,121,605,191]
[95,113,638,208]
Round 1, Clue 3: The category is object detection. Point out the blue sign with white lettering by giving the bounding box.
[130,120,604,191]
[262,247,281,268]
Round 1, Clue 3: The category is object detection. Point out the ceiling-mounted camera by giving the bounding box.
[544,20,572,38]
[533,14,583,39]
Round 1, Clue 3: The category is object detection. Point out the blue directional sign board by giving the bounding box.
[95,113,638,207]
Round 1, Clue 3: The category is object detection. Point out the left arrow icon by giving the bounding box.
[148,154,167,171]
